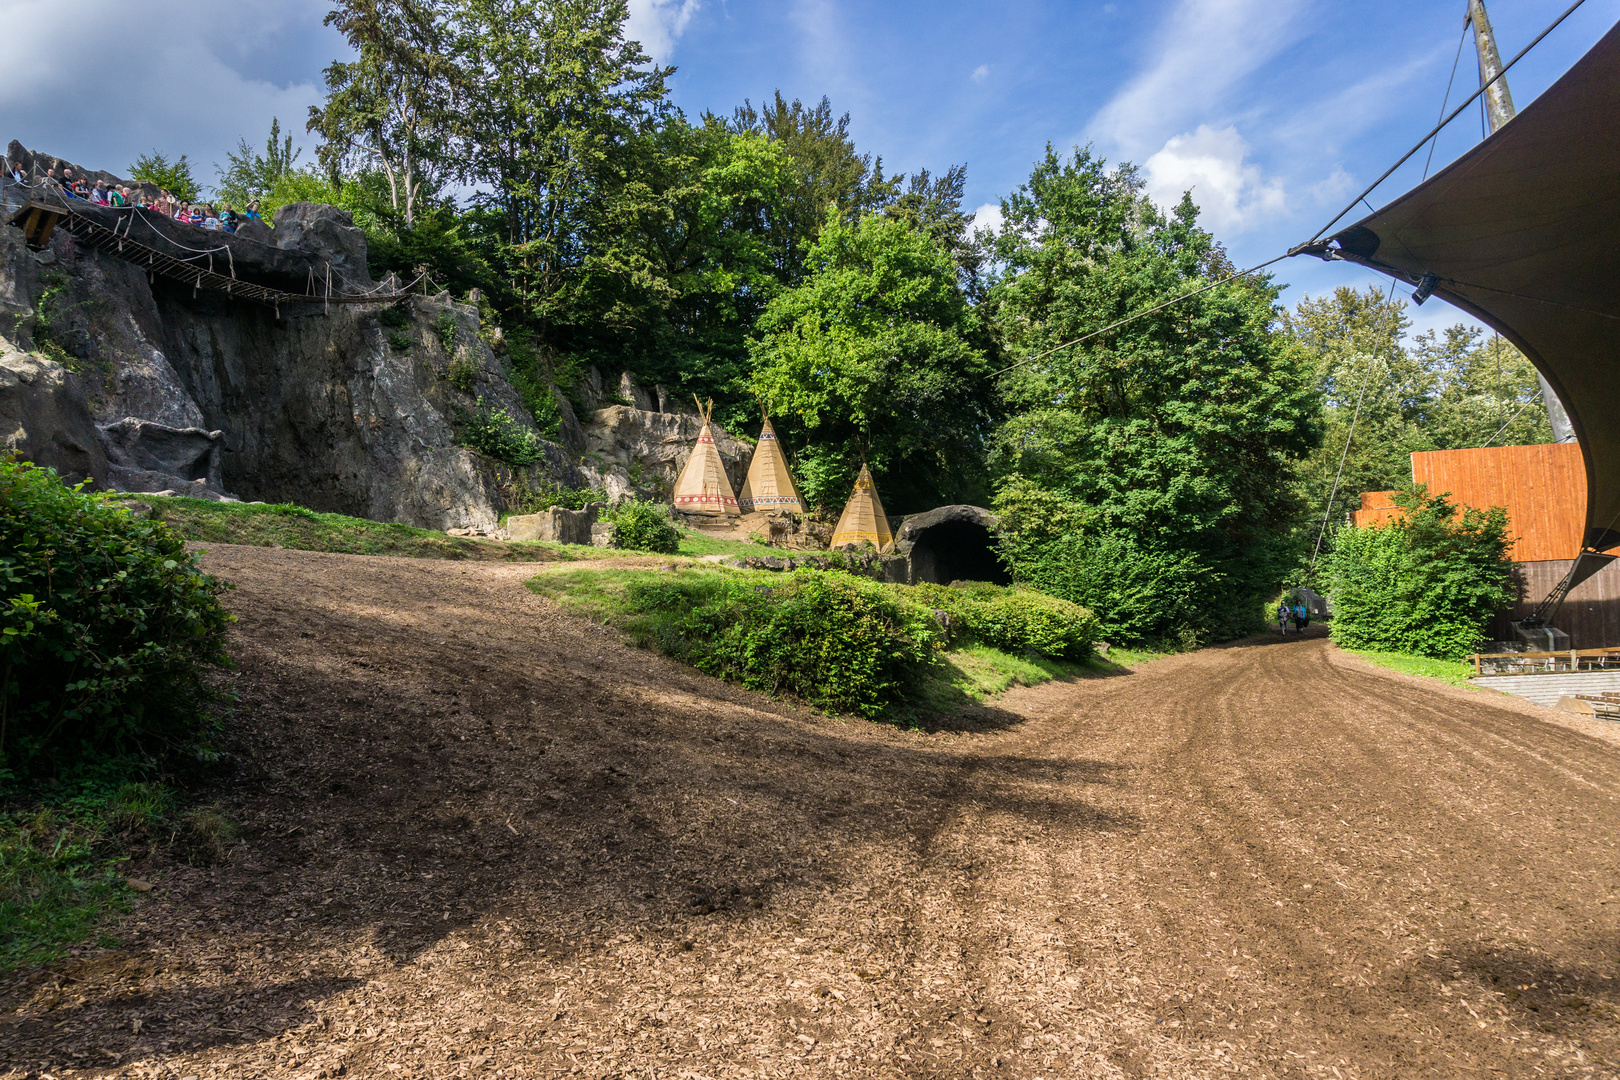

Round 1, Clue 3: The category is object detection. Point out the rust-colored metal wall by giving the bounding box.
[1351,490,1400,528]
[1411,443,1592,562]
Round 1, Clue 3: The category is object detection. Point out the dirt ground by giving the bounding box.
[6,544,1620,1079]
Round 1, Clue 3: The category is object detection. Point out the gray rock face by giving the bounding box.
[579,404,748,502]
[506,504,597,545]
[98,417,227,496]
[0,344,107,486]
[0,145,576,530]
[270,203,372,289]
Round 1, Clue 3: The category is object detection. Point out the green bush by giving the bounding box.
[446,354,480,393]
[435,312,459,351]
[609,500,680,554]
[626,570,938,717]
[993,480,1210,646]
[908,581,1096,660]
[455,397,546,466]
[0,460,233,778]
[1323,485,1514,659]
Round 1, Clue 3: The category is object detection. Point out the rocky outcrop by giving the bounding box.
[0,344,107,486]
[891,505,1010,585]
[98,417,228,498]
[578,403,748,503]
[266,202,372,289]
[505,504,599,545]
[0,144,575,529]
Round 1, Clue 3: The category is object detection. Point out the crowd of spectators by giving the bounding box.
[3,159,263,234]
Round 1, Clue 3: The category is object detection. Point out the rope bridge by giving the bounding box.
[4,181,420,314]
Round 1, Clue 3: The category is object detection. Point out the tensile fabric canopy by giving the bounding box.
[1298,19,1620,548]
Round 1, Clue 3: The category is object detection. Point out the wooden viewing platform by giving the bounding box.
[4,183,417,312]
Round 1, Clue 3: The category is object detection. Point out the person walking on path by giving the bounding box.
[1277,601,1291,636]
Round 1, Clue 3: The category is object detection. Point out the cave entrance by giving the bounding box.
[907,518,1011,585]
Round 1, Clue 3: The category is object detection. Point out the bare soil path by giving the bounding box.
[6,544,1620,1079]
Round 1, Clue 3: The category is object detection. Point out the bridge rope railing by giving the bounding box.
[3,174,425,315]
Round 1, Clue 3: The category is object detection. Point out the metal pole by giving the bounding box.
[1466,0,1577,443]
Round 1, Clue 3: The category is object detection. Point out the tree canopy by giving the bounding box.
[180,0,1544,643]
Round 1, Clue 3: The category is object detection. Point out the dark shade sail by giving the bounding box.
[1300,19,1620,549]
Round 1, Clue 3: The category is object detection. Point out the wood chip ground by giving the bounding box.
[4,545,1620,1078]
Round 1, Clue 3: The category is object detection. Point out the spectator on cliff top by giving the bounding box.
[91,180,110,205]
[244,201,262,221]
[151,191,173,217]
[219,204,239,233]
[4,160,24,184]
[110,185,129,208]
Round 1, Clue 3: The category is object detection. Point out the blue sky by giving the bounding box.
[3,0,1616,336]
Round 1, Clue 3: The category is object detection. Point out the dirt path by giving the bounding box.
[6,544,1620,1079]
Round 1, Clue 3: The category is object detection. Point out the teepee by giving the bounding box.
[830,465,892,549]
[737,412,805,514]
[671,397,739,516]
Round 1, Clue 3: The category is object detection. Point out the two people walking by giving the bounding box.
[1277,598,1310,636]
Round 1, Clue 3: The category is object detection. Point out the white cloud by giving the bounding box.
[625,0,701,63]
[972,64,990,84]
[1087,0,1306,159]
[968,201,1004,236]
[1143,125,1285,233]
[0,0,331,193]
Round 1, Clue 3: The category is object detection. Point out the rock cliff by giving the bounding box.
[0,145,571,530]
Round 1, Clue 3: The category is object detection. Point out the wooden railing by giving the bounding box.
[1470,646,1620,677]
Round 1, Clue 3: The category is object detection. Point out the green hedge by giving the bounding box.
[625,570,938,717]
[610,500,680,554]
[1323,486,1514,659]
[906,581,1096,660]
[0,460,233,777]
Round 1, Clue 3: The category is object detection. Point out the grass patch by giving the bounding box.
[936,644,1086,700]
[0,807,127,970]
[0,776,245,970]
[1343,648,1476,688]
[528,563,1089,716]
[147,496,797,564]
[674,528,792,558]
[144,496,596,562]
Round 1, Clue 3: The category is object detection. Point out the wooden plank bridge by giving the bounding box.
[4,183,415,312]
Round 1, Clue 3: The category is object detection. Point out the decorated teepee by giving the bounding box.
[830,464,892,549]
[737,412,805,514]
[671,397,739,516]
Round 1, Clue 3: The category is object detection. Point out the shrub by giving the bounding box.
[1323,485,1514,659]
[627,571,938,717]
[908,581,1096,660]
[993,480,1208,646]
[0,460,233,778]
[610,500,680,554]
[434,312,459,351]
[455,398,546,466]
[446,353,480,393]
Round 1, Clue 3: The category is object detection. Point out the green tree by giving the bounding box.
[449,0,670,325]
[215,117,302,210]
[128,151,199,202]
[1285,285,1552,539]
[1323,485,1515,659]
[309,0,456,228]
[748,211,994,512]
[981,145,1322,640]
